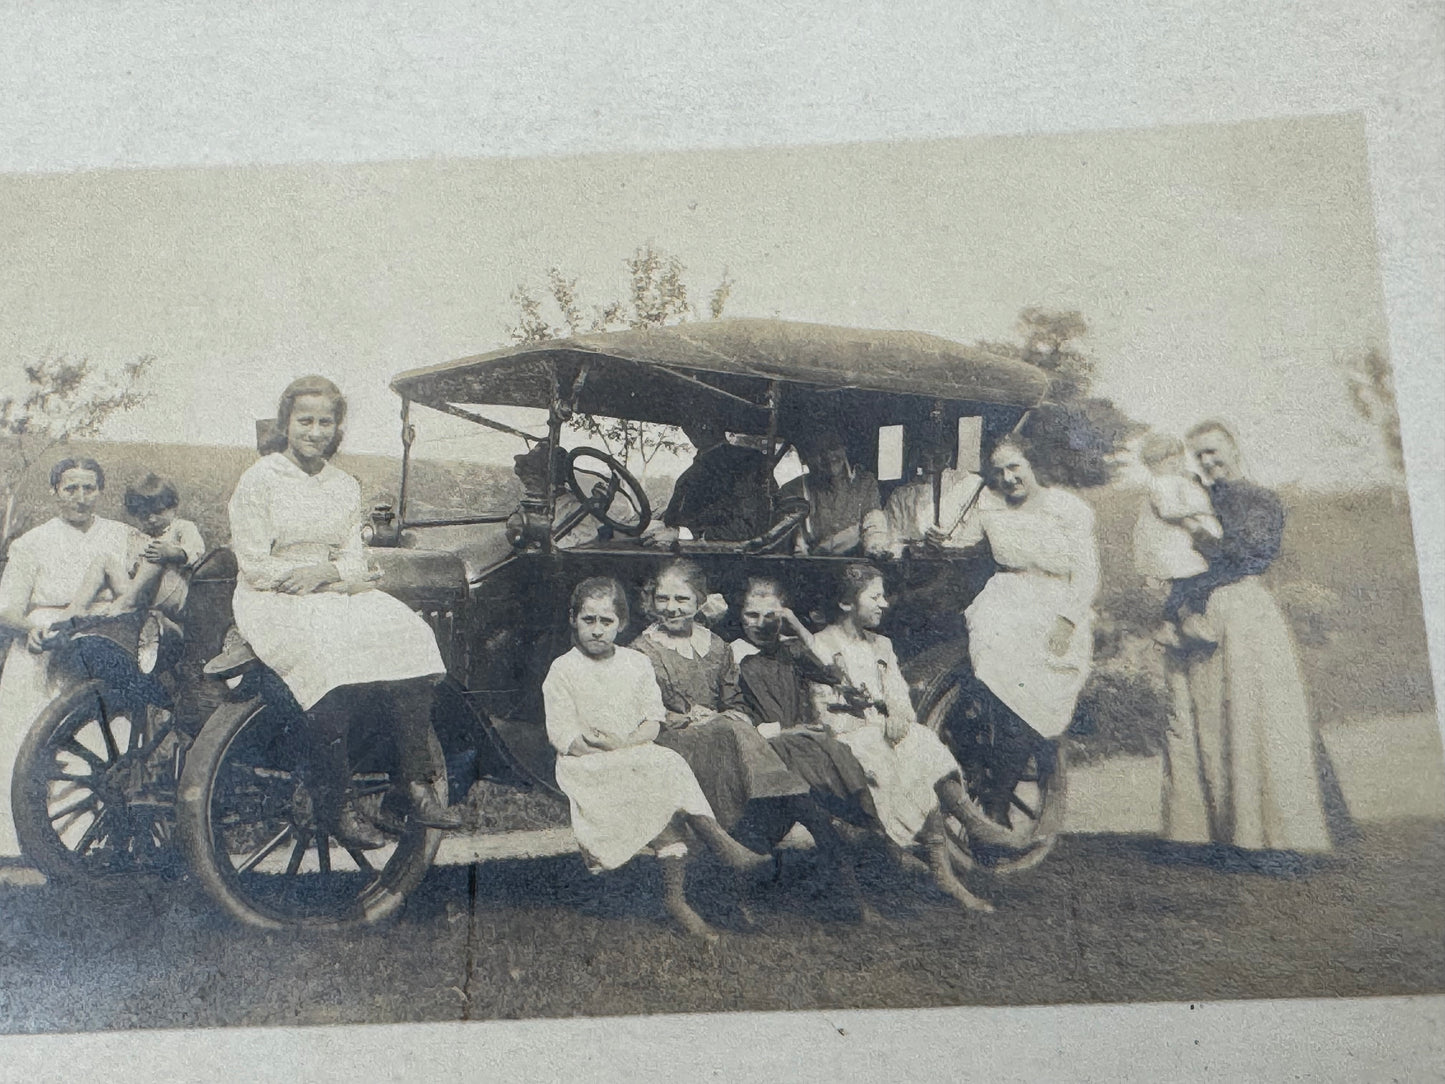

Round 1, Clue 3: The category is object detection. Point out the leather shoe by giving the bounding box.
[408,782,463,830]
[332,803,388,850]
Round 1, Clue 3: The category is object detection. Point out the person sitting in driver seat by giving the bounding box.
[512,443,594,549]
[644,421,773,545]
[778,429,880,556]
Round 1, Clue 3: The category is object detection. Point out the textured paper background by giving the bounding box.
[1,2,1441,1079]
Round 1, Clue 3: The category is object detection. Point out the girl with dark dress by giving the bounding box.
[632,560,810,832]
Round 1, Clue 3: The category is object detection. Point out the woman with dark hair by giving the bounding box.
[1161,421,1332,855]
[544,576,767,941]
[930,434,1100,825]
[0,457,136,857]
[807,563,992,911]
[633,558,810,834]
[227,375,459,848]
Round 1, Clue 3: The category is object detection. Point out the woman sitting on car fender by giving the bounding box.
[227,375,462,849]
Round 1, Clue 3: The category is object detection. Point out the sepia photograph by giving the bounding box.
[1,107,1441,1048]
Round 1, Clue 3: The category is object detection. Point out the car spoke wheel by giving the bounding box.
[920,676,1067,875]
[176,696,443,930]
[11,679,182,883]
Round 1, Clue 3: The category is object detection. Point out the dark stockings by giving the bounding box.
[304,678,440,820]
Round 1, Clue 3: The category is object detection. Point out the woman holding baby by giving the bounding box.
[1158,420,1332,857]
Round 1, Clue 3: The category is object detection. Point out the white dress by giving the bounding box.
[950,486,1100,739]
[0,516,137,856]
[543,646,713,871]
[228,454,444,711]
[809,624,961,847]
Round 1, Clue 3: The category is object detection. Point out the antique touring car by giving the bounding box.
[11,319,1062,928]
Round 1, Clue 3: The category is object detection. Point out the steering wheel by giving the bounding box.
[739,496,811,554]
[564,447,652,537]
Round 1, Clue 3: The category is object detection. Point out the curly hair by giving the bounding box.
[1185,418,1238,447]
[741,575,788,607]
[123,473,180,517]
[830,562,885,620]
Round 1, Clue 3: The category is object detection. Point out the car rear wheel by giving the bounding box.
[918,672,1067,875]
[176,695,443,931]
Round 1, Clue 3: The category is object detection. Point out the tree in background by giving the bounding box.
[1342,346,1405,480]
[1,354,156,549]
[506,244,733,469]
[980,307,1138,489]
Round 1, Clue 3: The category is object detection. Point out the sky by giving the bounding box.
[0,114,1397,490]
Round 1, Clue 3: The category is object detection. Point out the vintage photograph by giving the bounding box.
[0,113,1440,1035]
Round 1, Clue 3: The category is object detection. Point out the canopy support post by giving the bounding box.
[398,396,414,529]
[765,380,780,515]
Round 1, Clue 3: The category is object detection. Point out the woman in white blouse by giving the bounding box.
[227,375,459,848]
[929,435,1101,825]
[0,457,136,857]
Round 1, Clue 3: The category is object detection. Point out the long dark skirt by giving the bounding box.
[768,727,876,828]
[656,713,808,829]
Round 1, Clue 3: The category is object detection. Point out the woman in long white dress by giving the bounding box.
[227,375,459,848]
[0,457,137,858]
[808,564,993,912]
[931,436,1100,824]
[544,576,769,941]
[1161,421,1331,855]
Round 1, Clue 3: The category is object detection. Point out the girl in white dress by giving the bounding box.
[808,564,992,912]
[227,376,459,848]
[544,577,769,941]
[0,458,137,857]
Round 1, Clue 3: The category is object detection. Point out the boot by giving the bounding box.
[924,812,994,913]
[408,781,463,830]
[332,802,388,850]
[790,799,880,923]
[686,814,771,873]
[660,856,718,942]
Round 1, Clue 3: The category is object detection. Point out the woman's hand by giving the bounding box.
[779,608,808,636]
[923,524,952,552]
[25,619,54,653]
[277,562,341,595]
[581,728,623,753]
[1047,615,1076,657]
[642,526,680,550]
[611,720,661,748]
